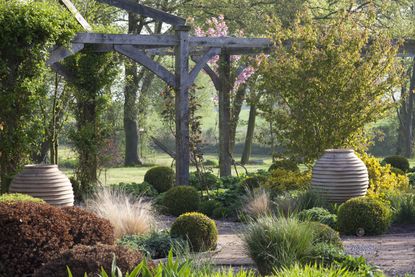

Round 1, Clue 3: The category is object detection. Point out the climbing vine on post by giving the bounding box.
[65,44,117,195]
[0,0,77,193]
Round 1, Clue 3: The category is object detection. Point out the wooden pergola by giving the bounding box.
[50,0,272,185]
[50,0,415,186]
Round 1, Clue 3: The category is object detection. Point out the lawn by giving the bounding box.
[58,146,273,185]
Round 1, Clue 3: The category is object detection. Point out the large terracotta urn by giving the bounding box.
[311,149,369,203]
[9,164,74,207]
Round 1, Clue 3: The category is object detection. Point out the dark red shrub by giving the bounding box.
[62,206,115,245]
[33,244,148,277]
[0,202,73,276]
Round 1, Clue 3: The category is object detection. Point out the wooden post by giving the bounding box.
[174,25,191,185]
[219,52,232,177]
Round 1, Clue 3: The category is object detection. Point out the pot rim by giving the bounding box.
[324,149,354,153]
[24,164,58,169]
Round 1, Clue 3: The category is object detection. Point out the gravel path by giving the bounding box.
[157,216,415,275]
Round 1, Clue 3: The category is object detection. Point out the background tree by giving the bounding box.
[259,9,402,163]
[0,0,77,192]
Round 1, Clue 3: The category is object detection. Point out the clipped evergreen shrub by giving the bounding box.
[33,244,147,277]
[62,206,115,245]
[170,212,218,252]
[337,197,392,236]
[382,155,410,172]
[163,186,200,216]
[144,166,174,193]
[309,222,342,248]
[298,207,337,229]
[268,159,300,172]
[0,202,73,276]
[0,193,44,203]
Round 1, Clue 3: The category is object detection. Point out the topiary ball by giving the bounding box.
[308,222,342,248]
[382,155,410,173]
[298,207,337,229]
[0,201,73,276]
[163,186,200,216]
[171,212,218,252]
[33,244,149,277]
[0,193,45,203]
[62,206,115,245]
[144,166,174,193]
[337,197,392,236]
[268,159,300,172]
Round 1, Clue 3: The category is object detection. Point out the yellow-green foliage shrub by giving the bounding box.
[262,169,311,194]
[0,193,45,203]
[360,153,409,197]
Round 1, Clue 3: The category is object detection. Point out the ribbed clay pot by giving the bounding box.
[9,164,74,207]
[311,149,369,203]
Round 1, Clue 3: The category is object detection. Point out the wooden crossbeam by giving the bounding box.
[96,0,186,26]
[72,33,178,46]
[187,48,221,87]
[59,0,92,31]
[50,62,75,82]
[115,45,176,87]
[189,37,272,49]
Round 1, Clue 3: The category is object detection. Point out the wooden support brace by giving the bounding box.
[72,33,178,47]
[50,62,76,83]
[115,45,176,87]
[59,0,92,31]
[47,43,84,66]
[187,47,221,88]
[95,0,186,26]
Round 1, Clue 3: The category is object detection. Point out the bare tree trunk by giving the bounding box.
[241,104,256,165]
[397,58,415,157]
[124,13,143,166]
[229,86,246,153]
[219,53,232,177]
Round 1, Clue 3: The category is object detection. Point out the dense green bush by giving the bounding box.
[268,159,300,172]
[199,199,222,217]
[337,197,392,235]
[298,207,337,229]
[212,206,231,219]
[170,212,218,252]
[0,193,44,203]
[305,242,344,266]
[62,206,114,245]
[144,166,174,193]
[388,193,415,224]
[189,171,219,190]
[33,244,147,277]
[243,216,315,275]
[262,169,311,195]
[118,231,186,259]
[309,222,342,247]
[163,186,200,216]
[69,176,83,202]
[408,173,415,187]
[0,202,73,276]
[111,181,158,197]
[382,155,410,172]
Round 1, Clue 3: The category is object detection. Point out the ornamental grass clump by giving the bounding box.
[86,188,155,238]
[243,189,272,219]
[243,216,314,275]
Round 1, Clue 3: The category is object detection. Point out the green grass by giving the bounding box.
[58,146,272,186]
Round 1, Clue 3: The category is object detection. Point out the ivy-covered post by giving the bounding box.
[174,25,191,185]
[219,52,232,177]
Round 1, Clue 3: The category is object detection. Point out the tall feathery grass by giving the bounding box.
[243,189,272,219]
[86,188,155,238]
[243,216,314,276]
